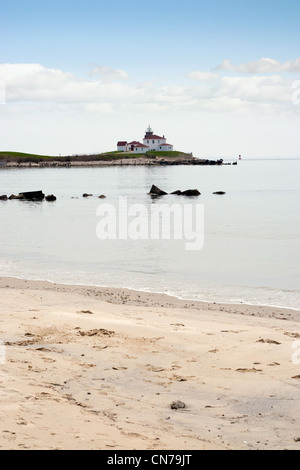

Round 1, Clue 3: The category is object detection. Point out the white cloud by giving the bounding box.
[187,69,292,110]
[218,75,290,103]
[89,65,129,81]
[216,57,300,73]
[0,63,141,104]
[0,62,297,120]
[0,63,72,89]
[188,71,219,81]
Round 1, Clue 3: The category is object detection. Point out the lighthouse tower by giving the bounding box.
[144,125,154,139]
[142,125,172,150]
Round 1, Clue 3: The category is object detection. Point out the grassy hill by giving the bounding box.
[0,151,56,162]
[0,150,191,163]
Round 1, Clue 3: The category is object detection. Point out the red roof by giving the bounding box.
[144,134,165,140]
[117,141,127,146]
[134,143,149,148]
[128,141,139,144]
[159,143,172,146]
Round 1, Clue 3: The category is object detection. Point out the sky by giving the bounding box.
[0,0,300,157]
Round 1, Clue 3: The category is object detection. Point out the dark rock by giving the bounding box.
[181,189,201,196]
[170,400,186,410]
[19,191,45,200]
[45,194,57,201]
[83,193,93,197]
[148,185,168,196]
[232,162,238,165]
[0,195,7,200]
[213,191,226,195]
[171,189,201,196]
[171,190,183,195]
[98,195,106,199]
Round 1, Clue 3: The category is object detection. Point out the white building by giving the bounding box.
[117,141,128,152]
[142,125,173,151]
[117,126,173,153]
[157,143,173,151]
[133,143,149,153]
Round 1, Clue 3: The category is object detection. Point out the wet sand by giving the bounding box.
[0,276,299,450]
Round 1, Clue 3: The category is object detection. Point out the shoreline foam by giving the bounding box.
[1,276,299,320]
[1,273,299,314]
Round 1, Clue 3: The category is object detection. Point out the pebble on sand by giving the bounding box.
[170,400,186,410]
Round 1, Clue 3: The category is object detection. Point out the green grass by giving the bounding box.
[0,150,191,163]
[0,151,56,162]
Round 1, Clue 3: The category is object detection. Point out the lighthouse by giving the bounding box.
[144,125,154,139]
[117,125,173,152]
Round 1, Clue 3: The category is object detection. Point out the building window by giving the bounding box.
[147,140,149,144]
[153,140,154,144]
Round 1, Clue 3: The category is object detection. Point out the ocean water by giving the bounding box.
[0,159,299,310]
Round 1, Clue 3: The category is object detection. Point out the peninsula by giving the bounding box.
[0,151,224,168]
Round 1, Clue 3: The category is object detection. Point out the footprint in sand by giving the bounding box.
[16,419,28,426]
[147,365,165,373]
[284,332,300,339]
[257,339,281,345]
[169,374,187,382]
[2,430,16,441]
[78,329,114,337]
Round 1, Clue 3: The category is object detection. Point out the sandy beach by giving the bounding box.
[0,276,299,450]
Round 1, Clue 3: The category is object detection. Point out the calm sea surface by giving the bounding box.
[0,159,299,310]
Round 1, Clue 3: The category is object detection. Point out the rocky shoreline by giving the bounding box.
[1,156,225,168]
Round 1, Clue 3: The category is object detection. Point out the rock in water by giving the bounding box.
[181,189,201,196]
[46,194,57,201]
[213,191,226,195]
[19,191,45,200]
[0,195,7,200]
[82,193,93,197]
[171,190,183,195]
[148,185,168,196]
